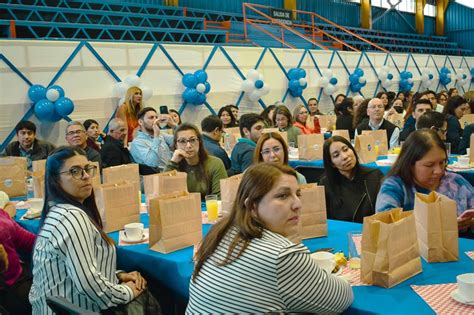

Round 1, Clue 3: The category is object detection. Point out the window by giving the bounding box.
[349,0,436,17]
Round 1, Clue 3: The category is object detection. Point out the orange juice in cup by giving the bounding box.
[205,195,219,222]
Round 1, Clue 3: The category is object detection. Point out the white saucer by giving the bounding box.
[122,233,148,244]
[451,289,474,305]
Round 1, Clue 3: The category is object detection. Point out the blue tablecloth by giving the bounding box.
[15,210,474,314]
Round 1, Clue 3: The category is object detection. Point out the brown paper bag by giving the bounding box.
[262,128,288,146]
[414,192,459,262]
[31,171,44,198]
[89,161,101,188]
[148,191,202,253]
[362,130,388,156]
[316,115,337,131]
[470,134,474,164]
[354,134,377,164]
[220,174,242,216]
[297,134,324,160]
[386,113,404,129]
[331,130,350,141]
[143,170,187,198]
[459,114,474,129]
[298,184,327,239]
[102,163,139,185]
[0,157,27,197]
[32,159,46,173]
[95,181,140,233]
[361,208,422,288]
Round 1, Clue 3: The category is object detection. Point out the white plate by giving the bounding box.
[122,233,148,244]
[451,289,474,305]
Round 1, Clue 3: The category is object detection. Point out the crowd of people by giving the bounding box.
[1,85,474,313]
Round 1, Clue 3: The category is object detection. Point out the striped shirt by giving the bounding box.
[29,204,133,314]
[187,227,353,314]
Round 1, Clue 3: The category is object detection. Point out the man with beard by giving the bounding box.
[65,121,102,169]
[3,121,55,170]
[100,118,132,168]
[130,107,173,172]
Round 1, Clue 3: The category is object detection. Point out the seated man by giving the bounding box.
[355,98,400,149]
[3,121,55,170]
[399,99,432,141]
[65,121,102,168]
[230,113,264,175]
[201,115,231,171]
[417,111,448,141]
[100,118,131,168]
[130,107,174,172]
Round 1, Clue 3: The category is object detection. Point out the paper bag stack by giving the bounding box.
[361,129,388,156]
[298,184,327,239]
[297,134,324,160]
[220,174,242,216]
[331,130,350,141]
[354,134,377,164]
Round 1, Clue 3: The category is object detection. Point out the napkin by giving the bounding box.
[411,283,474,314]
[466,251,474,260]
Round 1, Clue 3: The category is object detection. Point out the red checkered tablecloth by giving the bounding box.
[411,283,474,314]
[466,251,474,260]
[340,266,369,286]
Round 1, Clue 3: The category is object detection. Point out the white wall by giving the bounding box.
[1,39,472,149]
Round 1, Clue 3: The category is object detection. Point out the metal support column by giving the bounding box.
[435,0,449,36]
[415,0,426,34]
[284,0,297,20]
[360,0,371,29]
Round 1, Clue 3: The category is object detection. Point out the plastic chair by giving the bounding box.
[294,166,326,184]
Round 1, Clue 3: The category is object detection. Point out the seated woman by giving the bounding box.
[83,119,104,152]
[335,98,355,139]
[260,104,276,128]
[218,106,238,129]
[376,129,474,238]
[273,105,302,147]
[442,95,470,154]
[308,97,322,116]
[293,104,320,134]
[253,132,307,184]
[320,136,383,223]
[165,123,228,199]
[187,163,353,314]
[0,192,35,314]
[29,146,147,313]
[169,109,182,126]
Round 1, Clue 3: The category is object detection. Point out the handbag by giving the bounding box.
[102,289,161,315]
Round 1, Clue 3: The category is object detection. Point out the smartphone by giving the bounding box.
[159,105,169,115]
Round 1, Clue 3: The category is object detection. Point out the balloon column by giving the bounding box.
[349,68,367,93]
[287,68,307,97]
[319,69,338,96]
[420,68,434,89]
[241,69,270,102]
[112,75,153,105]
[28,84,74,122]
[399,71,414,92]
[378,65,395,89]
[181,70,211,105]
[439,67,452,86]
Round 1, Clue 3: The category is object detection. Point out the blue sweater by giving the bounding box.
[230,138,256,175]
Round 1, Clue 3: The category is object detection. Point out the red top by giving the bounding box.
[0,209,36,287]
[294,118,321,134]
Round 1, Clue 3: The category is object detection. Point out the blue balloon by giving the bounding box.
[351,83,361,92]
[288,68,299,80]
[298,68,306,78]
[196,93,206,105]
[182,73,197,88]
[471,68,474,76]
[440,67,449,73]
[54,97,74,117]
[406,72,413,78]
[290,86,302,97]
[254,80,264,89]
[48,110,63,122]
[354,68,364,77]
[34,99,55,121]
[387,73,394,80]
[182,88,198,103]
[428,74,434,80]
[300,82,308,89]
[289,79,300,91]
[462,74,467,80]
[194,70,208,83]
[329,77,338,85]
[48,85,65,98]
[28,84,47,103]
[349,74,359,84]
[204,82,211,94]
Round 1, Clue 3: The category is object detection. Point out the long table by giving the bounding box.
[15,210,474,314]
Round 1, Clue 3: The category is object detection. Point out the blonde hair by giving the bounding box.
[122,86,143,120]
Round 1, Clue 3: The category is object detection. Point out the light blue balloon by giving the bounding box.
[298,68,306,78]
[289,79,300,91]
[194,70,208,84]
[354,68,364,77]
[28,84,47,103]
[349,74,359,84]
[48,110,63,122]
[182,74,197,88]
[54,97,74,117]
[204,82,211,94]
[182,88,198,103]
[329,77,338,85]
[34,99,55,121]
[254,80,264,89]
[196,93,206,105]
[288,68,299,80]
[351,83,361,92]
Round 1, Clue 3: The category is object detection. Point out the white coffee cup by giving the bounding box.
[124,222,144,241]
[458,157,470,167]
[387,154,398,163]
[310,251,336,273]
[457,273,474,302]
[29,198,44,211]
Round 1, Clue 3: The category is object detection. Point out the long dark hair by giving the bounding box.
[260,105,276,127]
[192,163,297,281]
[40,146,112,244]
[218,106,238,128]
[322,136,360,188]
[388,129,447,187]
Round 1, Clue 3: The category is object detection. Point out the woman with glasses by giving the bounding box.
[29,146,147,313]
[376,129,474,238]
[320,136,383,223]
[165,123,228,199]
[293,104,320,134]
[253,132,307,184]
[273,105,302,147]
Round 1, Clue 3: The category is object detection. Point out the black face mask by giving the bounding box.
[394,106,404,113]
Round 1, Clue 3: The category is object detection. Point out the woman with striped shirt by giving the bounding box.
[188,163,353,314]
[29,146,146,314]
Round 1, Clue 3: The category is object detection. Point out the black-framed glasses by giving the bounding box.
[176,137,198,146]
[58,165,97,180]
[66,129,85,137]
[261,146,283,156]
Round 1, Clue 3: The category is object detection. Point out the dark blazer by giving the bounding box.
[399,124,415,142]
[446,114,463,154]
[335,114,355,139]
[4,139,55,160]
[458,123,474,155]
[100,136,131,168]
[319,166,384,223]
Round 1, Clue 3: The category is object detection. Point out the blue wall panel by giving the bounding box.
[178,0,283,14]
[296,0,360,27]
[105,0,165,5]
[446,2,474,51]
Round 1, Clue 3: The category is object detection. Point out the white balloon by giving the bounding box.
[261,85,270,95]
[456,73,463,80]
[118,97,125,105]
[379,71,387,79]
[358,77,366,85]
[407,78,414,84]
[112,82,128,98]
[446,73,452,78]
[248,90,260,101]
[323,87,332,96]
[299,78,307,86]
[46,89,60,102]
[196,83,206,93]
[241,80,255,93]
[421,74,429,81]
[258,73,264,81]
[142,86,153,100]
[319,77,329,88]
[323,69,333,78]
[124,75,141,87]
[382,79,392,89]
[247,69,260,81]
[381,65,389,72]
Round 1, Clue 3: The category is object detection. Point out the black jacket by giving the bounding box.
[356,119,397,145]
[4,139,55,160]
[100,136,131,168]
[335,114,355,139]
[399,124,416,142]
[320,166,384,223]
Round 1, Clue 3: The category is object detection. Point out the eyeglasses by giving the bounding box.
[66,129,84,137]
[58,165,97,180]
[368,105,385,110]
[261,146,283,156]
[177,137,198,146]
